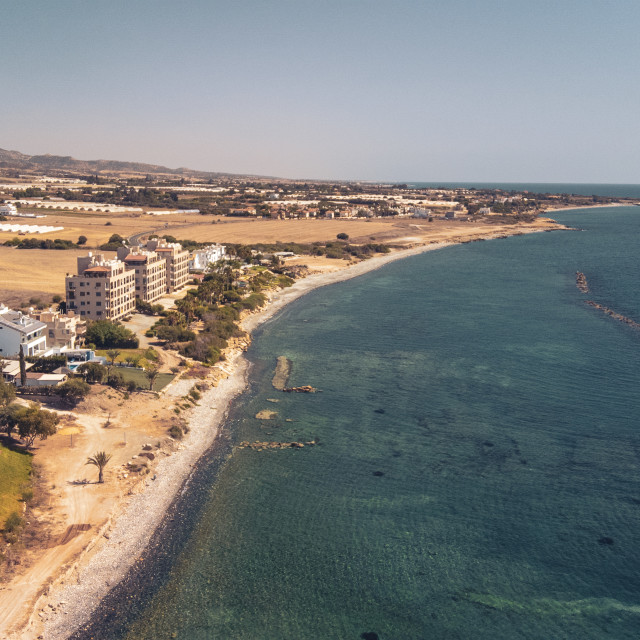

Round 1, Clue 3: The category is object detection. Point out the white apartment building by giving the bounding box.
[144,239,190,293]
[188,244,227,272]
[116,246,167,303]
[66,253,136,321]
[31,309,85,349]
[0,304,48,357]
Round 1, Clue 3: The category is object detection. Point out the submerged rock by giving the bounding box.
[272,356,292,390]
[255,410,278,420]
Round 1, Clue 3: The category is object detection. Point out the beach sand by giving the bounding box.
[4,221,565,639]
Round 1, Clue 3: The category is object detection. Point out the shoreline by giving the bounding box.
[16,223,561,639]
[543,201,631,213]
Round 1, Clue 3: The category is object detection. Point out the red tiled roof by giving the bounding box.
[84,266,110,273]
[124,255,147,262]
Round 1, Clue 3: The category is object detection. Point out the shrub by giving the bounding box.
[144,347,159,362]
[55,378,91,406]
[77,361,106,384]
[155,325,195,343]
[4,511,23,542]
[168,424,183,440]
[26,354,67,373]
[337,232,349,240]
[106,371,124,389]
[85,320,139,349]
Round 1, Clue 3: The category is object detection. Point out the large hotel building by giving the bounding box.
[66,240,191,320]
[65,253,136,321]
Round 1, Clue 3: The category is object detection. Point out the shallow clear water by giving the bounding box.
[98,207,640,639]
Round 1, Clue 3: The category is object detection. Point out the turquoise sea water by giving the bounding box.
[79,207,640,639]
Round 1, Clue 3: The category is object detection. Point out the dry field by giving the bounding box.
[0,212,562,307]
[0,248,115,307]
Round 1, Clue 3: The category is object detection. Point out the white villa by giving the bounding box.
[189,244,227,271]
[0,304,48,357]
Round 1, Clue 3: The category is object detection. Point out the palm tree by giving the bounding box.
[86,451,112,483]
[145,366,159,390]
[106,349,121,367]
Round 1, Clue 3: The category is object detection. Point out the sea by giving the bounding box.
[74,199,640,639]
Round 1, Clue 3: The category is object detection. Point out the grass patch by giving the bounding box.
[95,348,156,368]
[0,444,32,527]
[115,367,175,391]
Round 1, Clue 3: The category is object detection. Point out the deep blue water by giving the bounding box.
[87,206,640,639]
[407,182,640,198]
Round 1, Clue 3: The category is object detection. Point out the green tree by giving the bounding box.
[77,361,106,383]
[77,235,88,245]
[85,320,138,349]
[19,345,26,387]
[86,451,112,483]
[0,403,23,439]
[106,349,121,366]
[0,378,16,408]
[55,378,91,406]
[16,403,59,448]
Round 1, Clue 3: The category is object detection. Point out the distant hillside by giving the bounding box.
[0,148,264,180]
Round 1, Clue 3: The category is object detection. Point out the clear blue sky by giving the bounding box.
[3,0,639,182]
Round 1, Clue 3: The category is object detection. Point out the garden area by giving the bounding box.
[0,444,32,533]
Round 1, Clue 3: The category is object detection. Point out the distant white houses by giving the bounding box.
[0,203,18,215]
[409,207,432,219]
[189,244,227,271]
[0,304,48,357]
[144,209,200,215]
[0,223,64,234]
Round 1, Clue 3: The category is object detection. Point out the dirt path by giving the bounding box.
[0,396,175,638]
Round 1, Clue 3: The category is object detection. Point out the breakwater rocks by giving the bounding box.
[576,271,589,293]
[237,439,319,451]
[586,300,640,330]
[282,385,319,393]
[272,356,292,390]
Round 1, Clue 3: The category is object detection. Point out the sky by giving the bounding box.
[2,0,639,182]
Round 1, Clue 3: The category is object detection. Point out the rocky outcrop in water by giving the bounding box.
[282,385,319,393]
[237,440,319,451]
[576,271,589,293]
[586,301,640,330]
[272,356,292,390]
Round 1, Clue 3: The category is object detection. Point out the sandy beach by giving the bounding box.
[2,221,565,640]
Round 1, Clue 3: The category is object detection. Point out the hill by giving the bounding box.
[0,148,266,180]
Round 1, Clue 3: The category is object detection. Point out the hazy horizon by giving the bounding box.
[4,0,639,183]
